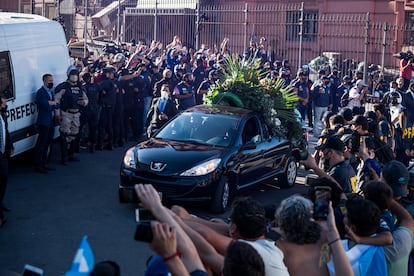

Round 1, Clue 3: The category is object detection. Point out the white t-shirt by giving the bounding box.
[240,239,290,276]
[347,87,361,108]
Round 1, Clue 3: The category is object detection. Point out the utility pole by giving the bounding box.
[84,0,88,58]
[56,0,60,17]
[117,0,121,45]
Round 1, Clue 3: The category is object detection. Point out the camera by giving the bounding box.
[399,51,413,61]
[292,149,308,161]
[119,188,139,203]
[350,133,361,154]
[313,186,331,220]
[119,187,163,203]
[350,134,375,154]
[135,208,155,222]
[22,264,44,276]
[134,221,153,243]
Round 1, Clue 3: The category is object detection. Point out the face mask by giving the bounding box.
[47,83,54,89]
[69,75,78,82]
[161,90,170,99]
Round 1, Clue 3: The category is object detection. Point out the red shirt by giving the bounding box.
[400,59,413,80]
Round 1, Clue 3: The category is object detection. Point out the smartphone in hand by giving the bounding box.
[313,186,331,220]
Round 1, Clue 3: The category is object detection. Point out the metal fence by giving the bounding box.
[119,1,411,80]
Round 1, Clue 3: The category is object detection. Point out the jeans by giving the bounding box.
[313,106,328,135]
[298,105,308,121]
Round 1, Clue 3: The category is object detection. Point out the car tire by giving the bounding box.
[210,176,232,214]
[278,157,297,188]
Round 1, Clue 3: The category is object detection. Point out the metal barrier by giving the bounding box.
[65,1,413,79]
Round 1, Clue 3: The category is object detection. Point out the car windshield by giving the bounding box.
[155,112,239,147]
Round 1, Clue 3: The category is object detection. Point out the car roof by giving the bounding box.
[184,104,254,118]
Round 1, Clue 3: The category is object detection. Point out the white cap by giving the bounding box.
[356,79,368,87]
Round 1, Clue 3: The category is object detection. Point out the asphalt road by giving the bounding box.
[0,138,312,275]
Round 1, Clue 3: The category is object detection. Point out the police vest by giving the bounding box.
[59,82,82,111]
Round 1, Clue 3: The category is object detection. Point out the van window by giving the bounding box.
[0,51,14,100]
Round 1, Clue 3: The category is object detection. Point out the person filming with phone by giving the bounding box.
[302,136,356,194]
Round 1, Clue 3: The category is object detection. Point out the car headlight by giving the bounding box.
[123,148,136,168]
[180,158,221,176]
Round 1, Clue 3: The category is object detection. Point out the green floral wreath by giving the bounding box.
[205,54,302,140]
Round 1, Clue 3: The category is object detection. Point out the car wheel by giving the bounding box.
[210,176,232,214]
[278,157,297,188]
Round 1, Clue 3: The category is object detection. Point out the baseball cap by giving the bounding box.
[82,72,91,80]
[315,136,345,152]
[382,160,409,197]
[209,70,218,77]
[339,108,353,122]
[356,79,368,87]
[103,66,116,74]
[340,133,353,144]
[350,115,368,127]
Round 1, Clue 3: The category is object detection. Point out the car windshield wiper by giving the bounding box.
[170,138,210,146]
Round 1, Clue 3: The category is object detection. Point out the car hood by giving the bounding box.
[134,139,228,174]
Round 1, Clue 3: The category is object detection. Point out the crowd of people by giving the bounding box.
[2,33,414,275]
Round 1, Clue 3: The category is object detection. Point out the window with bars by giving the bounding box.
[406,12,414,45]
[286,10,318,42]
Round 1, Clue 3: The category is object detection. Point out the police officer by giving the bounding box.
[173,72,195,112]
[80,72,100,153]
[55,66,89,164]
[292,70,309,121]
[96,66,117,150]
[121,68,146,141]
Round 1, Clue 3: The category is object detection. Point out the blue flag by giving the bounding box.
[65,236,95,276]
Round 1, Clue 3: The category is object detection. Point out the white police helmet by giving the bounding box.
[66,65,78,77]
[113,53,126,63]
[390,91,402,105]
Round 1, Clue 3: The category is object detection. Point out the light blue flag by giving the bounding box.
[65,236,95,276]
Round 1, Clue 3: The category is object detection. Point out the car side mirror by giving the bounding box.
[241,141,256,150]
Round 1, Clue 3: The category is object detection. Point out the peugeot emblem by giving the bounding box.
[150,162,166,172]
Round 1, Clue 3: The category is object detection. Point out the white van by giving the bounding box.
[0,12,70,156]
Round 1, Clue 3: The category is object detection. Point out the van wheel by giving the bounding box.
[210,176,232,214]
[278,157,297,188]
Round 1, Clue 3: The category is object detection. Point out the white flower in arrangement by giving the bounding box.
[271,108,277,117]
[275,118,281,126]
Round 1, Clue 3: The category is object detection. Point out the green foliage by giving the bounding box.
[205,54,303,139]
